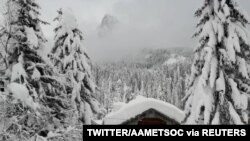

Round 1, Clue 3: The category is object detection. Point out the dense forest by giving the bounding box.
[92,49,192,119]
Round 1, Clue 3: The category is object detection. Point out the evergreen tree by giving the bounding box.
[1,0,72,140]
[50,8,98,125]
[184,0,250,124]
[0,0,15,71]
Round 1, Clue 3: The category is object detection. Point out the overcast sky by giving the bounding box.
[2,0,250,62]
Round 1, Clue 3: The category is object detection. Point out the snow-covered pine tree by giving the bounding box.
[106,79,114,113]
[1,0,72,140]
[50,8,98,125]
[183,0,250,124]
[0,0,18,71]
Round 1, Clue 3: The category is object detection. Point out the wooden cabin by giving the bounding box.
[104,96,184,125]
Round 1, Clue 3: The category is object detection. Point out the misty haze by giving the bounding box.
[36,0,250,62]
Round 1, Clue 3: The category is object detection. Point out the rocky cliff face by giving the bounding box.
[98,14,119,37]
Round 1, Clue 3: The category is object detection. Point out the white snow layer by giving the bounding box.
[83,102,93,125]
[25,26,38,49]
[11,62,27,82]
[112,102,126,112]
[103,96,184,125]
[216,70,226,94]
[57,8,77,38]
[185,76,214,125]
[7,83,39,111]
[32,68,41,80]
[229,102,244,125]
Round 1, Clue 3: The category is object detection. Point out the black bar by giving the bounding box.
[83,125,250,140]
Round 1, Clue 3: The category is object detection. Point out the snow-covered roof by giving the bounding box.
[104,96,185,125]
